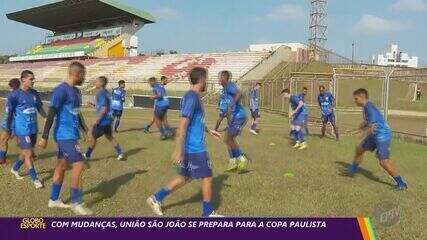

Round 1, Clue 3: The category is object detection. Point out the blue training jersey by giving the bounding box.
[7,88,43,136]
[152,83,170,108]
[363,101,392,141]
[298,93,309,115]
[96,89,113,126]
[318,91,334,116]
[111,87,126,111]
[218,89,232,117]
[290,95,305,117]
[1,91,16,130]
[181,90,206,154]
[249,89,259,110]
[224,82,246,119]
[50,82,82,141]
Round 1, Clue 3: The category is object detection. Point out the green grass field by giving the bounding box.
[0,107,426,239]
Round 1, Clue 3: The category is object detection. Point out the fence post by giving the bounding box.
[384,68,393,121]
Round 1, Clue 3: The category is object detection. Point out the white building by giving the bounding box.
[373,44,418,68]
[248,43,308,62]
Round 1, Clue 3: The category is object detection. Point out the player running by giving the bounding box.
[0,78,21,164]
[83,76,125,161]
[147,67,222,217]
[147,77,173,139]
[7,71,46,188]
[249,82,261,135]
[281,88,308,150]
[144,76,171,133]
[318,85,339,140]
[219,71,249,172]
[111,80,126,133]
[39,62,93,215]
[348,88,407,190]
[298,87,310,136]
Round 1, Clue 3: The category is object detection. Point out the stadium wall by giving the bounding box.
[239,46,291,82]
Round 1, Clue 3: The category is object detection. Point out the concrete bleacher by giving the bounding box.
[0,51,270,91]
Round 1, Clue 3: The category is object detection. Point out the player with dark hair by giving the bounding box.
[147,67,222,217]
[83,76,125,161]
[348,88,407,190]
[249,82,262,135]
[39,62,93,215]
[111,80,126,133]
[144,76,171,133]
[147,77,173,139]
[299,87,310,135]
[281,88,308,150]
[318,85,339,140]
[0,78,20,164]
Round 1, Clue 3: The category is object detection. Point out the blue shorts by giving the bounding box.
[179,151,213,179]
[360,135,391,161]
[57,140,83,163]
[292,114,306,126]
[154,106,168,118]
[92,124,113,139]
[250,109,260,119]
[17,134,37,150]
[228,117,247,136]
[112,109,123,117]
[321,112,336,124]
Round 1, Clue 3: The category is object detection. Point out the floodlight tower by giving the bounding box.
[308,0,328,62]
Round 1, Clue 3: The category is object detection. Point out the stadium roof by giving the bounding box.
[6,0,155,32]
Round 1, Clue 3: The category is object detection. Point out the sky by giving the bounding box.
[0,0,426,65]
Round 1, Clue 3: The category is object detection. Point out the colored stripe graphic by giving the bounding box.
[357,217,378,240]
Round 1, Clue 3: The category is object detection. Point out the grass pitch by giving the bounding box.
[0,106,426,239]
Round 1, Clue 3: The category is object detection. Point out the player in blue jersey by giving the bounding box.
[214,88,232,133]
[348,88,407,190]
[144,76,171,133]
[7,70,46,188]
[219,71,249,172]
[318,85,339,140]
[148,76,173,139]
[111,80,126,133]
[83,76,125,161]
[249,82,262,135]
[0,78,21,164]
[147,67,222,217]
[299,87,310,135]
[281,88,308,150]
[39,62,93,215]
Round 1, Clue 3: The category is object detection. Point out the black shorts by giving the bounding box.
[92,124,113,139]
[112,110,123,117]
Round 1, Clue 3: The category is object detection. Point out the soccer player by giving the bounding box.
[298,87,310,135]
[214,88,231,132]
[39,62,93,215]
[219,71,248,172]
[147,67,222,217]
[111,80,126,133]
[0,78,20,164]
[281,88,307,150]
[348,88,407,190]
[144,76,171,133]
[147,77,173,139]
[7,70,46,188]
[83,76,125,161]
[318,85,339,140]
[249,82,261,135]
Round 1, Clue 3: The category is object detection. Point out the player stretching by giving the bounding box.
[111,80,126,133]
[299,87,310,135]
[144,76,171,133]
[8,71,46,188]
[147,67,222,217]
[39,62,93,215]
[348,88,407,190]
[219,71,248,172]
[0,78,20,164]
[148,77,172,139]
[84,76,125,161]
[318,85,339,140]
[281,88,307,150]
[249,82,261,135]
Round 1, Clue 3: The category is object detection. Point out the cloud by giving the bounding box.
[390,0,427,12]
[353,14,408,35]
[254,3,305,23]
[152,7,182,21]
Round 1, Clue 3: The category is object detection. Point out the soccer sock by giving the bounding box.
[114,119,121,131]
[50,183,62,201]
[154,188,171,202]
[297,130,305,142]
[85,147,94,158]
[13,159,24,171]
[70,188,83,204]
[305,126,310,135]
[202,201,213,217]
[114,144,123,156]
[159,126,165,135]
[350,163,359,173]
[28,168,38,181]
[231,148,241,158]
[393,176,406,186]
[0,150,6,159]
[291,130,297,140]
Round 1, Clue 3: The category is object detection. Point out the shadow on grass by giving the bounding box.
[82,169,147,207]
[334,161,394,187]
[163,174,230,211]
[89,147,145,161]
